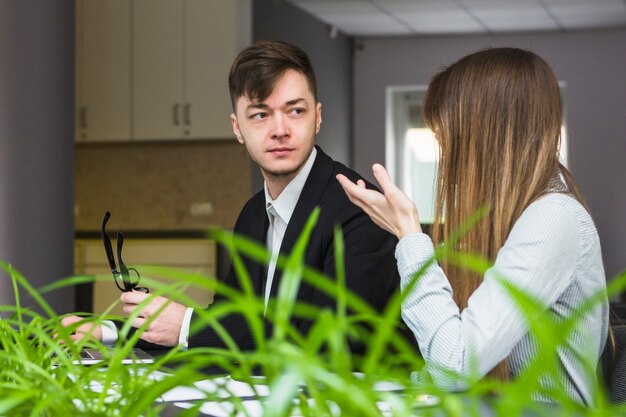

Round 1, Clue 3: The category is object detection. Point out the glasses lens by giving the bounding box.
[127,267,141,287]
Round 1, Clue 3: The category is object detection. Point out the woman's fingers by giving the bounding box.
[371,163,394,193]
[337,165,422,239]
[337,173,397,235]
[336,174,368,205]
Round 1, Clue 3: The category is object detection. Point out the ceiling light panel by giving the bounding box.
[544,0,626,29]
[373,0,484,34]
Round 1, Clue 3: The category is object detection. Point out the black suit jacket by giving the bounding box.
[187,146,402,353]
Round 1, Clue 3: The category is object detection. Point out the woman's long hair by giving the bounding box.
[422,48,591,380]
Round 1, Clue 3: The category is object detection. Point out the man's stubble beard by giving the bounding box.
[254,142,315,181]
[261,152,309,180]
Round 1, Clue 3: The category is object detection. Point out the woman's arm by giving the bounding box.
[398,196,581,388]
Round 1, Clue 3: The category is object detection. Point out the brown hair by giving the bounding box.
[423,47,590,380]
[228,40,318,110]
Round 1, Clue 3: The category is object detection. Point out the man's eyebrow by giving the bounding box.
[285,98,306,106]
[246,102,269,111]
[246,97,307,111]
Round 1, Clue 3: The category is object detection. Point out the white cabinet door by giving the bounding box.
[133,0,184,140]
[184,0,239,139]
[75,0,131,142]
[76,0,251,142]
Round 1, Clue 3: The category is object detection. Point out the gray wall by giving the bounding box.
[251,0,353,192]
[353,28,626,280]
[0,2,75,313]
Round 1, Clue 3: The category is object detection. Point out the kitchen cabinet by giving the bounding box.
[75,0,132,142]
[183,0,243,139]
[75,238,216,316]
[75,0,250,142]
[132,0,185,140]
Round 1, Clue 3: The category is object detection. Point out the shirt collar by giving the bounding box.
[264,147,317,225]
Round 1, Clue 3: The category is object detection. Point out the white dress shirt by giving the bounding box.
[263,147,317,310]
[102,148,318,347]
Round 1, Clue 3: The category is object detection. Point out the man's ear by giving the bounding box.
[315,102,322,134]
[231,114,244,144]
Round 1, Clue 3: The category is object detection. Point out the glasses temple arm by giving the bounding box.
[116,232,134,291]
[101,211,118,274]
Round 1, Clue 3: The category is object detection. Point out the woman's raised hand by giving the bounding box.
[336,163,422,239]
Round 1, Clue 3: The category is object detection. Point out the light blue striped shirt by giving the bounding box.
[397,193,609,405]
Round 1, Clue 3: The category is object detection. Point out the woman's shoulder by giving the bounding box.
[501,193,601,284]
[524,193,596,236]
[512,193,600,258]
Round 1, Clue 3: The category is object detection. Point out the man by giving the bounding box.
[63,40,401,354]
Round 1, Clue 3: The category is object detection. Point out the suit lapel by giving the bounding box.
[242,194,270,296]
[270,146,333,297]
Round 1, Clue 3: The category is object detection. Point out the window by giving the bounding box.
[386,84,568,225]
[386,87,438,224]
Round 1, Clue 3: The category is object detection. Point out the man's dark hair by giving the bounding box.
[228,40,318,110]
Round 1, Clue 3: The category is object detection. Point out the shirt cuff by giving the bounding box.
[178,307,194,349]
[101,320,118,346]
[395,232,436,288]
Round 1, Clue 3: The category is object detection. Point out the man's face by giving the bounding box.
[231,69,322,186]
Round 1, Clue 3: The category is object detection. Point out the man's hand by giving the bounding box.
[60,315,103,342]
[121,291,187,347]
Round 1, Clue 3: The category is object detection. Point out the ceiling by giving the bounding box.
[287,0,626,36]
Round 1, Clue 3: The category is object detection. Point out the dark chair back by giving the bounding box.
[601,324,626,403]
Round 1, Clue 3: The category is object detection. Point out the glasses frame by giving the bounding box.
[101,211,149,293]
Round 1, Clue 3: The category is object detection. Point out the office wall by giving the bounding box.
[251,0,353,191]
[0,2,75,312]
[353,28,626,279]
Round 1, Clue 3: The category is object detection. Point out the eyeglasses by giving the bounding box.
[101,211,149,293]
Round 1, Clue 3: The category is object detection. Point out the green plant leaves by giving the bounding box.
[0,209,623,416]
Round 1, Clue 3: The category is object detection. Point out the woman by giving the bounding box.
[337,48,608,405]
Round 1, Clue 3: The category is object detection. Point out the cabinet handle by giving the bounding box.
[184,103,191,126]
[173,103,180,126]
[80,106,88,129]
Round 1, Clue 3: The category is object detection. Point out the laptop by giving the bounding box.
[0,311,155,365]
[73,346,155,365]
